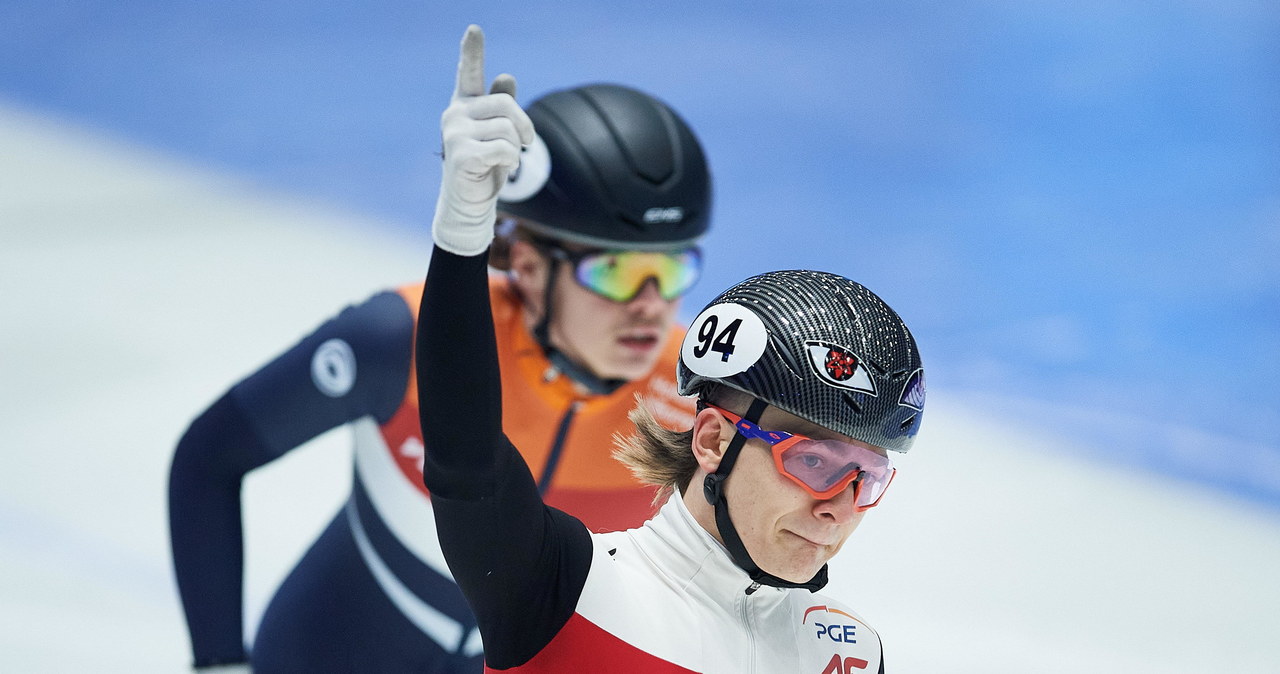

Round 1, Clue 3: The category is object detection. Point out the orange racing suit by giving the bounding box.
[168,275,694,671]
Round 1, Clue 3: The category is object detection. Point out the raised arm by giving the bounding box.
[414,25,592,669]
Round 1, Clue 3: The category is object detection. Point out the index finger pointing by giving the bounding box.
[454,24,485,99]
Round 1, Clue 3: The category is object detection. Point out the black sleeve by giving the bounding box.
[416,247,593,669]
[168,291,413,667]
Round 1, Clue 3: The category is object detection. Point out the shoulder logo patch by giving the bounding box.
[311,338,356,398]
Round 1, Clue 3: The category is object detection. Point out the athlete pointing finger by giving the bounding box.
[434,25,534,257]
[418,25,923,674]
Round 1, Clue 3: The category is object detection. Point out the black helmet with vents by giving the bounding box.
[498,83,711,251]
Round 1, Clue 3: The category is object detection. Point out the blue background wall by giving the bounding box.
[3,1,1276,506]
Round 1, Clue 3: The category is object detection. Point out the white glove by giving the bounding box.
[432,24,535,256]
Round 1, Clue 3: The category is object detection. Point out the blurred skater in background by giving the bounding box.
[167,27,714,672]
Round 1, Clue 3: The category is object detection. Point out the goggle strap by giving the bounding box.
[530,254,558,351]
[717,398,767,476]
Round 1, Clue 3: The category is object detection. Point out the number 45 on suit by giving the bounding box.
[821,653,870,673]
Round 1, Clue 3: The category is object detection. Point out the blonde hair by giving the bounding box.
[612,386,753,504]
[613,400,698,504]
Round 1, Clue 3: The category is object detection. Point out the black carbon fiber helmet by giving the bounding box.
[677,270,925,453]
[497,83,711,250]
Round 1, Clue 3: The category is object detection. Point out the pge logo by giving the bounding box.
[816,622,857,643]
[803,605,858,644]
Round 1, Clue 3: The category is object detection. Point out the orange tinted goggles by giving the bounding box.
[708,404,895,508]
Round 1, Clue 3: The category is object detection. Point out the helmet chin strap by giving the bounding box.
[702,397,828,593]
[530,257,626,395]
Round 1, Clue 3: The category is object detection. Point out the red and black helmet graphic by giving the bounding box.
[805,341,876,395]
[825,347,856,380]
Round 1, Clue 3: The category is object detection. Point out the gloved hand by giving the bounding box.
[432,24,535,256]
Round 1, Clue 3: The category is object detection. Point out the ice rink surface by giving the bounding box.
[2,3,1278,671]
